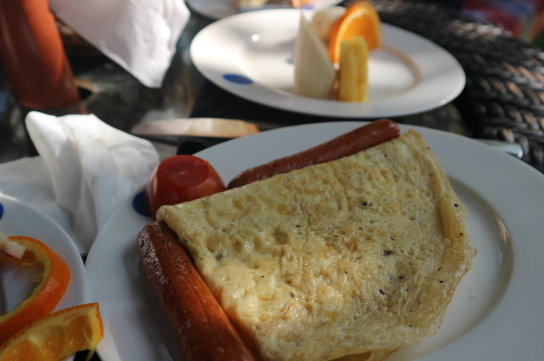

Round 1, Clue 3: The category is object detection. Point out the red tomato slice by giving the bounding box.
[145,155,226,219]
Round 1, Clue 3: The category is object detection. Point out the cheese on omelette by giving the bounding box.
[157,129,477,361]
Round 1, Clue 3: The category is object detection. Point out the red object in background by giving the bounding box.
[0,0,80,109]
[463,0,544,41]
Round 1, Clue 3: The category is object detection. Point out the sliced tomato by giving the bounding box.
[145,155,226,219]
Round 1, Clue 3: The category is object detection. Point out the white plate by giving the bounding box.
[187,0,342,20]
[190,9,466,118]
[86,122,544,361]
[0,196,88,360]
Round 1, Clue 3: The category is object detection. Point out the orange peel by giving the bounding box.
[328,1,381,63]
[0,236,71,345]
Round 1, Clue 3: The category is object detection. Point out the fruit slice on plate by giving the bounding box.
[0,231,25,259]
[0,236,71,345]
[293,14,337,99]
[328,1,381,63]
[0,303,104,361]
[338,36,369,102]
[310,6,346,43]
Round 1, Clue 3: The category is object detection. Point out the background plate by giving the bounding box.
[186,0,342,20]
[190,9,466,118]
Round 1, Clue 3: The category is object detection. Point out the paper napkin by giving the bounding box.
[49,0,190,88]
[0,112,159,255]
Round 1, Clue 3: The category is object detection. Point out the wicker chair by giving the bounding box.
[351,0,544,172]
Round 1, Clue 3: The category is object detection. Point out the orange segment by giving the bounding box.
[0,236,71,345]
[328,1,381,63]
[0,303,104,361]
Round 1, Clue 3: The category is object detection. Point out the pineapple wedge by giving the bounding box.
[338,36,369,102]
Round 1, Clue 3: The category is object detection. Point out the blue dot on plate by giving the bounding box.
[0,202,4,220]
[132,191,151,218]
[223,74,253,85]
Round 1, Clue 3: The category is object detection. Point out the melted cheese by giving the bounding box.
[157,130,476,361]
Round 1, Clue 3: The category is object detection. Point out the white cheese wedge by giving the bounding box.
[293,14,337,99]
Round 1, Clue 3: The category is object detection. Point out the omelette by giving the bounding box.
[157,129,477,361]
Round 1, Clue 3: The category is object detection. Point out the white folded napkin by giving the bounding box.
[0,112,159,255]
[49,0,190,88]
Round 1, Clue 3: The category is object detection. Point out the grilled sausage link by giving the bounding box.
[227,119,400,189]
[138,221,256,361]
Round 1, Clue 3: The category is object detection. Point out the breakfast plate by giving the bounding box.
[0,195,88,360]
[190,9,465,118]
[186,0,342,20]
[86,122,544,361]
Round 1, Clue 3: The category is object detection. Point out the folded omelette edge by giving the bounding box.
[157,129,477,361]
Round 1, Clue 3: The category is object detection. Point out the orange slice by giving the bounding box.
[328,1,381,63]
[0,236,71,345]
[0,303,103,361]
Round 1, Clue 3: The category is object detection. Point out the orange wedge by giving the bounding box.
[0,303,104,361]
[0,236,71,345]
[328,1,381,63]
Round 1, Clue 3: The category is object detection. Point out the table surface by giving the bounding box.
[0,1,524,360]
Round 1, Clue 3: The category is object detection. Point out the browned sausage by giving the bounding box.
[227,119,400,189]
[138,221,257,361]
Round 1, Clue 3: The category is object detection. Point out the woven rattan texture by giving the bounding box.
[342,0,544,171]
